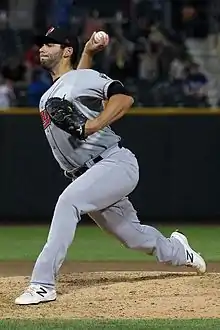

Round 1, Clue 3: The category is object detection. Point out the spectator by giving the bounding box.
[82,10,104,43]
[24,44,40,70]
[181,3,208,39]
[107,27,134,81]
[49,0,73,27]
[138,39,159,81]
[0,74,15,110]
[169,55,187,83]
[108,37,128,80]
[27,69,50,107]
[183,63,209,107]
[1,57,29,87]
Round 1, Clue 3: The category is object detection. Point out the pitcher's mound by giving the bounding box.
[0,272,220,319]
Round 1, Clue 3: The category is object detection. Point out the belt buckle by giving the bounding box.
[85,158,95,168]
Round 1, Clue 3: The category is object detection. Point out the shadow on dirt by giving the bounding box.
[57,272,197,295]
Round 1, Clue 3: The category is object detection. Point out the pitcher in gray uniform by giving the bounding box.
[15,26,206,305]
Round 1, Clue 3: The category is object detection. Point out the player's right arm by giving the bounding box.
[77,32,107,70]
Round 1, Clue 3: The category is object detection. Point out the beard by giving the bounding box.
[40,58,54,71]
[40,55,61,71]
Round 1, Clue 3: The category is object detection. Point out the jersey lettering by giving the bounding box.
[40,109,51,129]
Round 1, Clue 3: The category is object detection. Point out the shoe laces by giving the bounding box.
[25,285,38,296]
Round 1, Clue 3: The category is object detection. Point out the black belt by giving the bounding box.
[65,142,122,179]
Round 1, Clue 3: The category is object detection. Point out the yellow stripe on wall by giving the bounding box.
[1,107,220,116]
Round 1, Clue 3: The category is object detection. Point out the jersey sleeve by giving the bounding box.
[75,69,123,100]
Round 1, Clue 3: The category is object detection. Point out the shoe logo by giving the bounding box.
[186,250,194,263]
[36,287,47,297]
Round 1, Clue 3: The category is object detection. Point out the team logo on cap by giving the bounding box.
[46,27,55,36]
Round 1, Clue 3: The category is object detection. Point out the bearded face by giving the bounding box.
[39,43,64,70]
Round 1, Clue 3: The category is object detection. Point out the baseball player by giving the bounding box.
[15,26,206,305]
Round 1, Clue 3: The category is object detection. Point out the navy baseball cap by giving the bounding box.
[34,26,79,55]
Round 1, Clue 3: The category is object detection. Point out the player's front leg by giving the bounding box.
[15,148,139,305]
[15,188,81,305]
[89,197,206,274]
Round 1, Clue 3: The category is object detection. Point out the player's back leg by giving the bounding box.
[89,197,206,274]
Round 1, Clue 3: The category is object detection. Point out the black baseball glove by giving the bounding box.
[45,97,87,140]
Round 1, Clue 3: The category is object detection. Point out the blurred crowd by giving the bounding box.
[0,0,210,109]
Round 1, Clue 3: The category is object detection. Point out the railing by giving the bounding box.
[1,107,220,116]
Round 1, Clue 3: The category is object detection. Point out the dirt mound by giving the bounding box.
[0,272,220,319]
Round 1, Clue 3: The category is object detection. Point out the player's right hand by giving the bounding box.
[84,32,108,56]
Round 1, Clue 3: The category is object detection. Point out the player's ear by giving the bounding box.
[63,47,73,58]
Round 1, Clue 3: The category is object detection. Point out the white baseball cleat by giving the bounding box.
[171,230,206,274]
[15,284,57,305]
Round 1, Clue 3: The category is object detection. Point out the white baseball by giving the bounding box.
[94,31,109,46]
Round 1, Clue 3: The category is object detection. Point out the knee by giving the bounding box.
[120,231,155,253]
[57,189,80,209]
[122,239,152,253]
[123,240,139,249]
[53,192,81,221]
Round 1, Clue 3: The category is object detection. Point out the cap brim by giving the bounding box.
[34,35,60,47]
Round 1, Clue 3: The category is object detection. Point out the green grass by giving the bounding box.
[0,225,219,261]
[1,319,220,330]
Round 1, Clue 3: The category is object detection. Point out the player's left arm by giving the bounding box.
[85,82,134,135]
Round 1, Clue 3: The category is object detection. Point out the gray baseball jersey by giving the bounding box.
[39,69,121,171]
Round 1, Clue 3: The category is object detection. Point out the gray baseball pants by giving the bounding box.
[31,145,186,287]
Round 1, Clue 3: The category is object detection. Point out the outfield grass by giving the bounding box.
[1,319,220,330]
[0,225,219,261]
